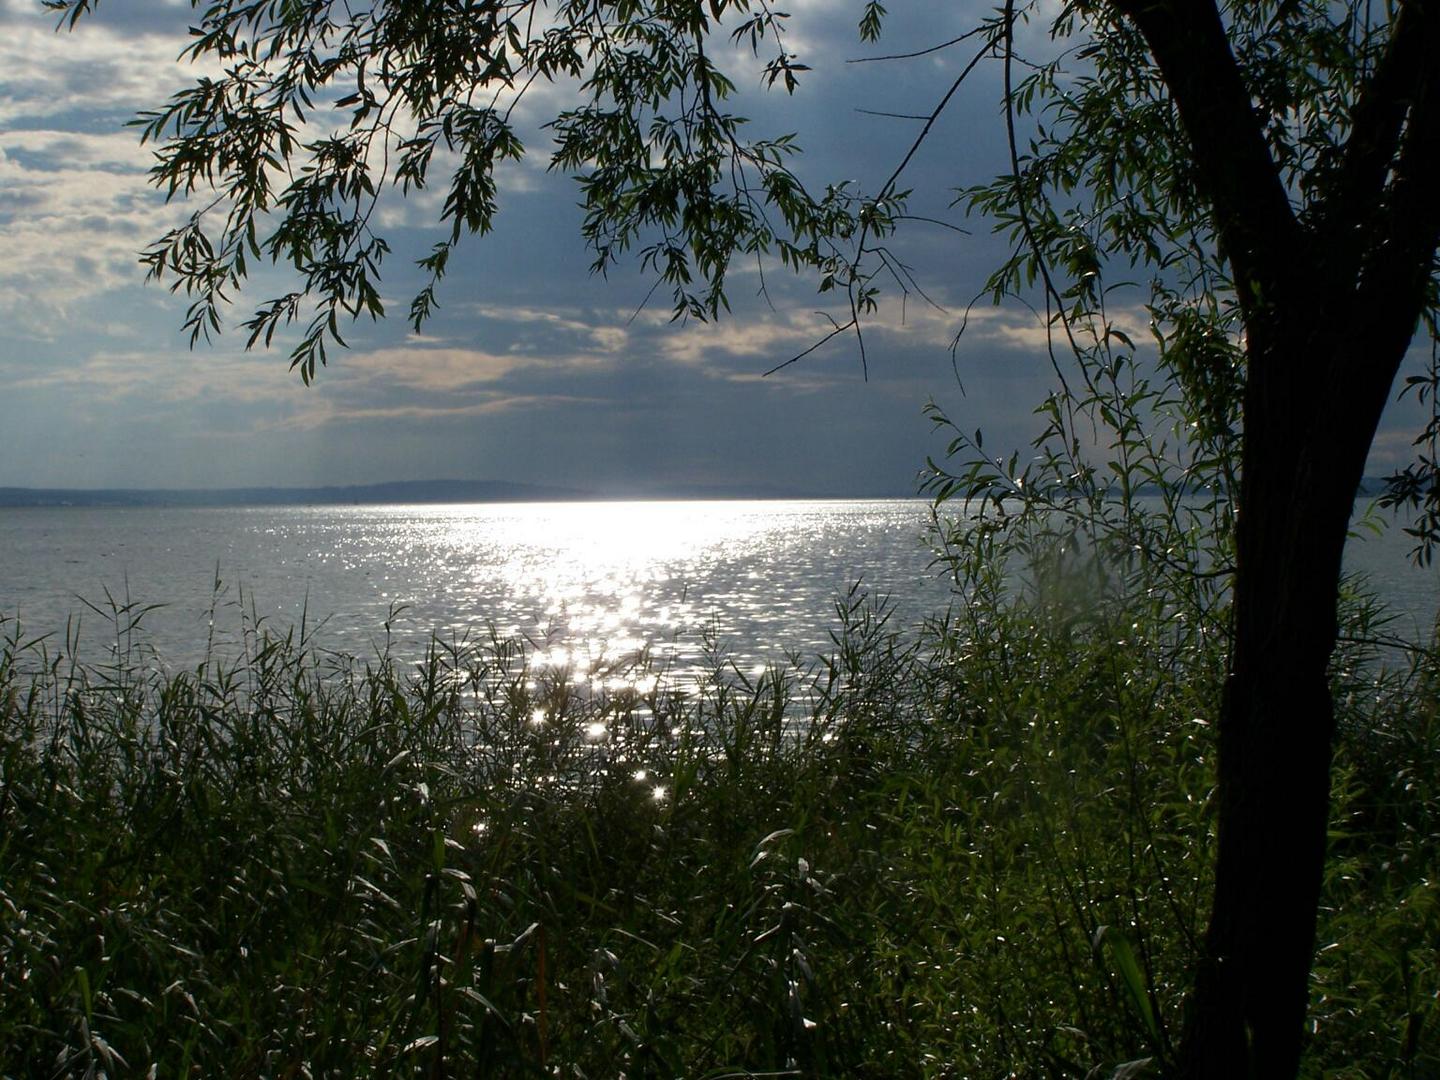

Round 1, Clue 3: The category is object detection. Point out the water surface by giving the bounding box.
[0,500,947,681]
[2,498,1435,683]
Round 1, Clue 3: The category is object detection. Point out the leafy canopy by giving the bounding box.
[48,0,905,382]
[45,0,1440,550]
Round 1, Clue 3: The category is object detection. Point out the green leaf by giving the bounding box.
[1093,925,1160,1044]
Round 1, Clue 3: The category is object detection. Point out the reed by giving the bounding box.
[1,582,1434,1076]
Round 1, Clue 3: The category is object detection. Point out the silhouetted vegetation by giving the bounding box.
[3,555,1434,1076]
[31,0,1440,1067]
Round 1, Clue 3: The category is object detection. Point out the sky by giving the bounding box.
[0,0,1428,496]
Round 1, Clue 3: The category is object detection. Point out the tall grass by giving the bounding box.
[1,576,1435,1076]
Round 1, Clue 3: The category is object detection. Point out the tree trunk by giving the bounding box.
[1179,428,1342,1077]
[1097,2,1440,1069]
[1178,314,1404,1076]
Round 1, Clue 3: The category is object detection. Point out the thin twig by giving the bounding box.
[856,107,931,120]
[763,317,855,375]
[847,25,990,64]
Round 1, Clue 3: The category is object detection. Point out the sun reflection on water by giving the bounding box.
[3,498,946,681]
[411,499,903,690]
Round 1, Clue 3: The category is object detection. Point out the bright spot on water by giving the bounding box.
[633,769,648,782]
[432,501,833,685]
[651,785,668,802]
[10,499,945,679]
[584,721,608,741]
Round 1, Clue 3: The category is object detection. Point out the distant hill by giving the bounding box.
[0,478,908,508]
[0,479,588,508]
[0,477,1399,508]
[588,480,885,501]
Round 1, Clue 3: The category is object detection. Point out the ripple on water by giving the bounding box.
[0,499,947,685]
[5,497,1434,683]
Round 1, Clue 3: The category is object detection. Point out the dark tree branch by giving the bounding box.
[1353,1,1440,338]
[1107,0,1304,322]
[846,25,989,64]
[873,38,991,206]
[1322,0,1435,255]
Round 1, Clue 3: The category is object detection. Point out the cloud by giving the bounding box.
[942,303,1154,356]
[0,9,199,329]
[4,337,612,436]
[649,296,974,370]
[343,343,599,392]
[0,0,1173,498]
[8,345,296,406]
[469,304,632,354]
[721,369,854,394]
[0,7,198,126]
[658,310,845,367]
[281,392,605,426]
[268,341,623,428]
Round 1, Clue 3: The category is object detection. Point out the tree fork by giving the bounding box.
[1101,1,1440,1074]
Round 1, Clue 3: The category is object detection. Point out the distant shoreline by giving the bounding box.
[0,479,914,508]
[0,477,1395,509]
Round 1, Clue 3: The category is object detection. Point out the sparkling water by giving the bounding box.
[2,499,1435,682]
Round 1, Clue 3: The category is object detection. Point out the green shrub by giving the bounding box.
[1,573,1434,1077]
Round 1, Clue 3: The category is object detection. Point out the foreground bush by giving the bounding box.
[1,584,1435,1077]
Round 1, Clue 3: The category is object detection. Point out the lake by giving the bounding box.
[1,499,1436,681]
[0,501,947,681]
